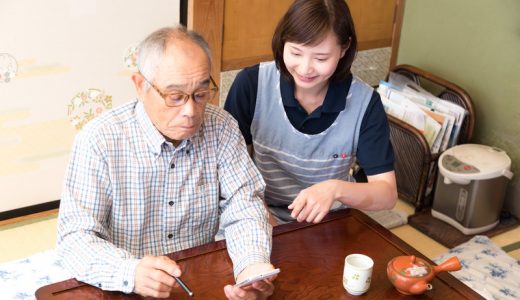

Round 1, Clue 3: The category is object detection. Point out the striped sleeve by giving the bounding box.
[56,129,140,293]
[216,114,272,278]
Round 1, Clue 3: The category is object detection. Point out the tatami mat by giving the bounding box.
[490,225,520,248]
[391,224,448,258]
[0,218,57,263]
[390,200,449,258]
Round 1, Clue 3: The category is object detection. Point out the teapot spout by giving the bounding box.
[433,256,461,274]
[409,281,433,294]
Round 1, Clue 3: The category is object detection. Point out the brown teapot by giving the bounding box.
[387,255,461,295]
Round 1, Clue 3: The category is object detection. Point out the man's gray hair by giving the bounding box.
[137,25,212,85]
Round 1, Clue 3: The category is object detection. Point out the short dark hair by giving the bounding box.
[272,0,357,82]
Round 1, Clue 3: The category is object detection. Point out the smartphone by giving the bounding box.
[234,268,280,288]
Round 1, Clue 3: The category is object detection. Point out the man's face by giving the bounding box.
[134,40,211,146]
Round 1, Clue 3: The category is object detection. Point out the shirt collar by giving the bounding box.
[280,76,299,108]
[279,73,353,113]
[136,100,197,156]
[135,100,165,155]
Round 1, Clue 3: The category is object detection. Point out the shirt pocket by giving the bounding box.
[181,183,220,246]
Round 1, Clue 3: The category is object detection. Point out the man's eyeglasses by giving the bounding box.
[140,73,219,107]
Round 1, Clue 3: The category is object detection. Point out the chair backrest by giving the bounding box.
[387,115,432,208]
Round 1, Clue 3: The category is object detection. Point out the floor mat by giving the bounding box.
[408,209,518,248]
[363,209,408,229]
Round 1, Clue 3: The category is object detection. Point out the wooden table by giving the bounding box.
[36,209,483,299]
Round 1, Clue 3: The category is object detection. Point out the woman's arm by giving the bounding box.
[288,171,397,223]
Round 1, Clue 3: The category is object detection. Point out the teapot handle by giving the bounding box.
[433,256,462,274]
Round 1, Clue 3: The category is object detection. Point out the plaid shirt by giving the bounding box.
[57,100,271,293]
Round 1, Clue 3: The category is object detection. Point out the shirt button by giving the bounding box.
[123,280,128,286]
[168,233,173,239]
[186,150,190,154]
[170,163,175,169]
[168,201,174,206]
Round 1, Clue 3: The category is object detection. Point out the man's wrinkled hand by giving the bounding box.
[223,263,276,300]
[133,255,181,298]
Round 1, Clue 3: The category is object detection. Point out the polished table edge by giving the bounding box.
[35,208,484,299]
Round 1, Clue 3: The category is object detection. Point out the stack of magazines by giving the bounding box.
[378,72,468,154]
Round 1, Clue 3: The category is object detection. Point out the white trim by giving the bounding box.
[431,209,499,235]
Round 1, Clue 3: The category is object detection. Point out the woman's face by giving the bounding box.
[283,30,346,92]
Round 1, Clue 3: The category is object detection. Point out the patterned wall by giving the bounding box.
[0,0,180,212]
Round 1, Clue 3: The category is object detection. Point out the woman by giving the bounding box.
[224,0,397,225]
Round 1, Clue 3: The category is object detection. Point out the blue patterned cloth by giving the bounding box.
[434,235,520,300]
[57,100,271,293]
[0,250,70,300]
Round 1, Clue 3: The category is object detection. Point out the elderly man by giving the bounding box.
[57,25,276,299]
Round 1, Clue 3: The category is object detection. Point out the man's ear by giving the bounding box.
[131,72,146,95]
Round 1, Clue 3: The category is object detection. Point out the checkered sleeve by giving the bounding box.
[56,129,140,293]
[217,115,272,278]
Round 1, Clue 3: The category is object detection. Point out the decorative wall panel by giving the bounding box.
[0,0,180,212]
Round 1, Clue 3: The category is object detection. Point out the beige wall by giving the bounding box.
[0,0,180,212]
[397,0,520,216]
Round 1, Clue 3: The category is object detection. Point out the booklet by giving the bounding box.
[378,73,467,153]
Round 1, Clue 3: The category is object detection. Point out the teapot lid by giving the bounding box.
[389,256,431,278]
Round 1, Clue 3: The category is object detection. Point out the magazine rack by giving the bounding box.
[388,64,475,211]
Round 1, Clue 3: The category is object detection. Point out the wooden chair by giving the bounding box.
[387,64,475,211]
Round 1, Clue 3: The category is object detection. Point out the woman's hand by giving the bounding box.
[288,180,339,223]
[289,172,398,223]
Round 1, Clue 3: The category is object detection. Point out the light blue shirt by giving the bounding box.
[57,100,271,293]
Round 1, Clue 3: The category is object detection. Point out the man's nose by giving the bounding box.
[181,95,198,116]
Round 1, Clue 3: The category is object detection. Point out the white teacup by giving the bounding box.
[343,253,374,295]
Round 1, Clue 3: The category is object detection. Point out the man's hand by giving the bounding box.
[288,180,338,223]
[134,255,181,298]
[224,263,276,300]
